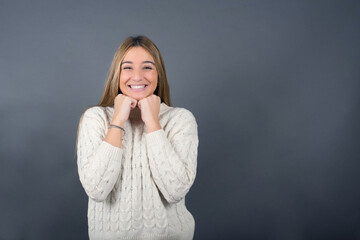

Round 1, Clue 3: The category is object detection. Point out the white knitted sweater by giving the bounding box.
[76,102,198,240]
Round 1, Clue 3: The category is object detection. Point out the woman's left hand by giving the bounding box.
[138,95,162,133]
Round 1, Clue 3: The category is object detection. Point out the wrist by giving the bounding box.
[146,121,161,133]
[108,123,126,136]
[110,120,125,127]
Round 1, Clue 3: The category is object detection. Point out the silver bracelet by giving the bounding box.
[109,124,125,136]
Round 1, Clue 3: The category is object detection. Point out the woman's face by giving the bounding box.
[119,46,158,101]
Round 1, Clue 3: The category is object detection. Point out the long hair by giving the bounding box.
[99,35,172,106]
[75,36,172,151]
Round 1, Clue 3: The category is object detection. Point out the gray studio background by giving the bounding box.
[1,0,360,239]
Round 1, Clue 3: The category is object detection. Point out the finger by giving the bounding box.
[137,101,141,110]
[127,95,136,101]
[130,97,137,104]
[154,95,160,104]
[132,99,138,108]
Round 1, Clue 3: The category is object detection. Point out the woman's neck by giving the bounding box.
[129,106,142,121]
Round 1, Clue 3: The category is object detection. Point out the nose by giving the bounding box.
[132,68,143,82]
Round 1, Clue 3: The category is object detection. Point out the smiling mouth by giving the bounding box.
[128,84,148,89]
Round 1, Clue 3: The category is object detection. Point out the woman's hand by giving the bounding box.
[138,95,162,133]
[111,94,137,126]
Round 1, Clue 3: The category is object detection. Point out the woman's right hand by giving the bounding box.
[111,94,137,126]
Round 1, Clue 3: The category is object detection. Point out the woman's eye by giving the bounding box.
[123,66,132,70]
[144,66,152,70]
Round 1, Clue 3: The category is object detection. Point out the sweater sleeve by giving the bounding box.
[145,109,199,204]
[76,107,123,202]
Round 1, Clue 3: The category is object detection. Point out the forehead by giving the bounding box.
[122,47,154,62]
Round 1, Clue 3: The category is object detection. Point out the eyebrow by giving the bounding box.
[121,61,155,66]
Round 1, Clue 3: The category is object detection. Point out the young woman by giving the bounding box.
[76,36,199,240]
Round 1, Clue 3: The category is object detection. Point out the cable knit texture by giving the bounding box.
[76,102,198,240]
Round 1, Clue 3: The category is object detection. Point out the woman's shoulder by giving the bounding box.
[81,105,112,123]
[161,103,197,123]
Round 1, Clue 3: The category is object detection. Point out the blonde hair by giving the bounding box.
[99,35,172,106]
[75,36,172,150]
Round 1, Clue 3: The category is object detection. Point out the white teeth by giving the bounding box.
[130,85,146,89]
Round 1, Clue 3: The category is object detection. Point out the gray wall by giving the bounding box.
[1,0,360,239]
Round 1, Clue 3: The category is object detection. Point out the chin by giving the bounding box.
[133,96,143,101]
[128,93,150,101]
